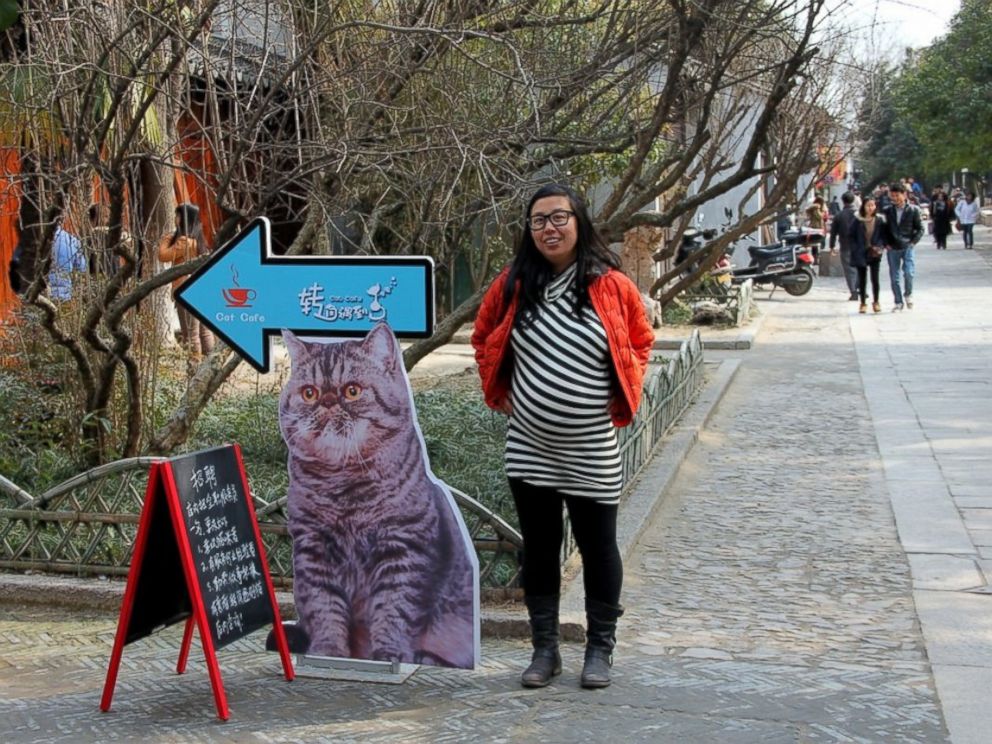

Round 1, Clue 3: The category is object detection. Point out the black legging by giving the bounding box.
[857,261,881,304]
[509,478,622,605]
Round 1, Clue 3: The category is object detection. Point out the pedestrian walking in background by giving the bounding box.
[805,196,828,264]
[851,196,887,313]
[828,196,841,218]
[876,184,892,211]
[930,190,954,250]
[775,206,794,240]
[471,183,653,690]
[954,191,979,249]
[158,203,214,368]
[829,192,860,300]
[48,213,86,302]
[882,182,924,311]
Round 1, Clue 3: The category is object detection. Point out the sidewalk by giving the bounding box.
[851,227,992,744]
[2,232,990,741]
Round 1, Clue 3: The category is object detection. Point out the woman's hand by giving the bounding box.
[497,397,513,416]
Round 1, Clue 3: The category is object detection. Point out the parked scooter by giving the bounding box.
[670,226,737,293]
[674,227,719,274]
[730,228,817,296]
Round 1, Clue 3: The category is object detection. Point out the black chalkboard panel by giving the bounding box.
[124,470,191,644]
[166,446,274,649]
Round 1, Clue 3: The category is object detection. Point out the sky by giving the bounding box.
[831,0,959,59]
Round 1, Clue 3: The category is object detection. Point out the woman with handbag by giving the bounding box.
[954,191,979,249]
[850,196,888,313]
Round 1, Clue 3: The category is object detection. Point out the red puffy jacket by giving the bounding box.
[471,267,654,427]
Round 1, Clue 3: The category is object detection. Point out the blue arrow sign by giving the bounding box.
[175,217,435,373]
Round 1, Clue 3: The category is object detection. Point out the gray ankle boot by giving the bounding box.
[521,594,562,688]
[580,598,624,689]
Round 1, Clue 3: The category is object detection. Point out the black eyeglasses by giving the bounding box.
[527,209,574,231]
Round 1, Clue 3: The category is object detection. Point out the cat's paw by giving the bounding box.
[369,647,404,664]
[265,621,310,654]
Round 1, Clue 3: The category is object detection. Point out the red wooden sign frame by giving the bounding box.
[100,445,293,721]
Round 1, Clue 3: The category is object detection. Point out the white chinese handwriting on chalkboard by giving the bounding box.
[209,581,266,640]
[184,483,238,519]
[199,541,258,575]
[182,461,267,643]
[189,464,218,493]
[206,561,263,594]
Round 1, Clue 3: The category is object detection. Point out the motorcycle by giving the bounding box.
[730,227,817,296]
[667,226,735,288]
[674,226,719,273]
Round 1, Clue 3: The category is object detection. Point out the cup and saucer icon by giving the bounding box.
[223,287,256,308]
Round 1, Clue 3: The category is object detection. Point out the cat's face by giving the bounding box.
[279,323,409,467]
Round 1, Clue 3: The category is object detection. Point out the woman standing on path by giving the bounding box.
[158,203,214,369]
[851,196,888,313]
[471,184,654,690]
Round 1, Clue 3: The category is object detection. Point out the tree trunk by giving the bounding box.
[402,283,486,371]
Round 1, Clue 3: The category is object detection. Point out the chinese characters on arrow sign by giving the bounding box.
[298,278,399,324]
[184,463,266,642]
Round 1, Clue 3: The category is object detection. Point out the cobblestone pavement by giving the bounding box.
[0,252,965,742]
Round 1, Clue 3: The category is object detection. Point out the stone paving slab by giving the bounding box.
[960,510,992,531]
[914,591,992,667]
[908,555,985,592]
[929,664,992,744]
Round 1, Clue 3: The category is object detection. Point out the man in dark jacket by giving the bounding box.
[883,182,924,311]
[829,192,860,300]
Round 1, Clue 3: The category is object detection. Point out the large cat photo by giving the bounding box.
[278,322,479,669]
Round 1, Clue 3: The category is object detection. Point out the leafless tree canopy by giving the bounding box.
[1,0,847,460]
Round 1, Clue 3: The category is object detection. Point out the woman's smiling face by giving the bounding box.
[529,195,578,272]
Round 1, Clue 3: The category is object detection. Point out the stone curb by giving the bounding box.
[0,572,299,620]
[0,361,742,645]
[653,310,765,350]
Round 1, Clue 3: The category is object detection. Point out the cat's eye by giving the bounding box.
[342,383,363,401]
[300,385,320,403]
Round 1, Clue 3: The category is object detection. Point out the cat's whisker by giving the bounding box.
[346,434,372,476]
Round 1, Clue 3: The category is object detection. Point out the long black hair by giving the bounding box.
[170,203,208,255]
[503,183,620,325]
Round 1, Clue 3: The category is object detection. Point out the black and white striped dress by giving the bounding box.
[505,265,622,504]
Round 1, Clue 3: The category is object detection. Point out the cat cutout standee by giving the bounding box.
[272,322,480,683]
[100,445,294,720]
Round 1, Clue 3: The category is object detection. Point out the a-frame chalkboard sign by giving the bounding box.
[100,444,294,720]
